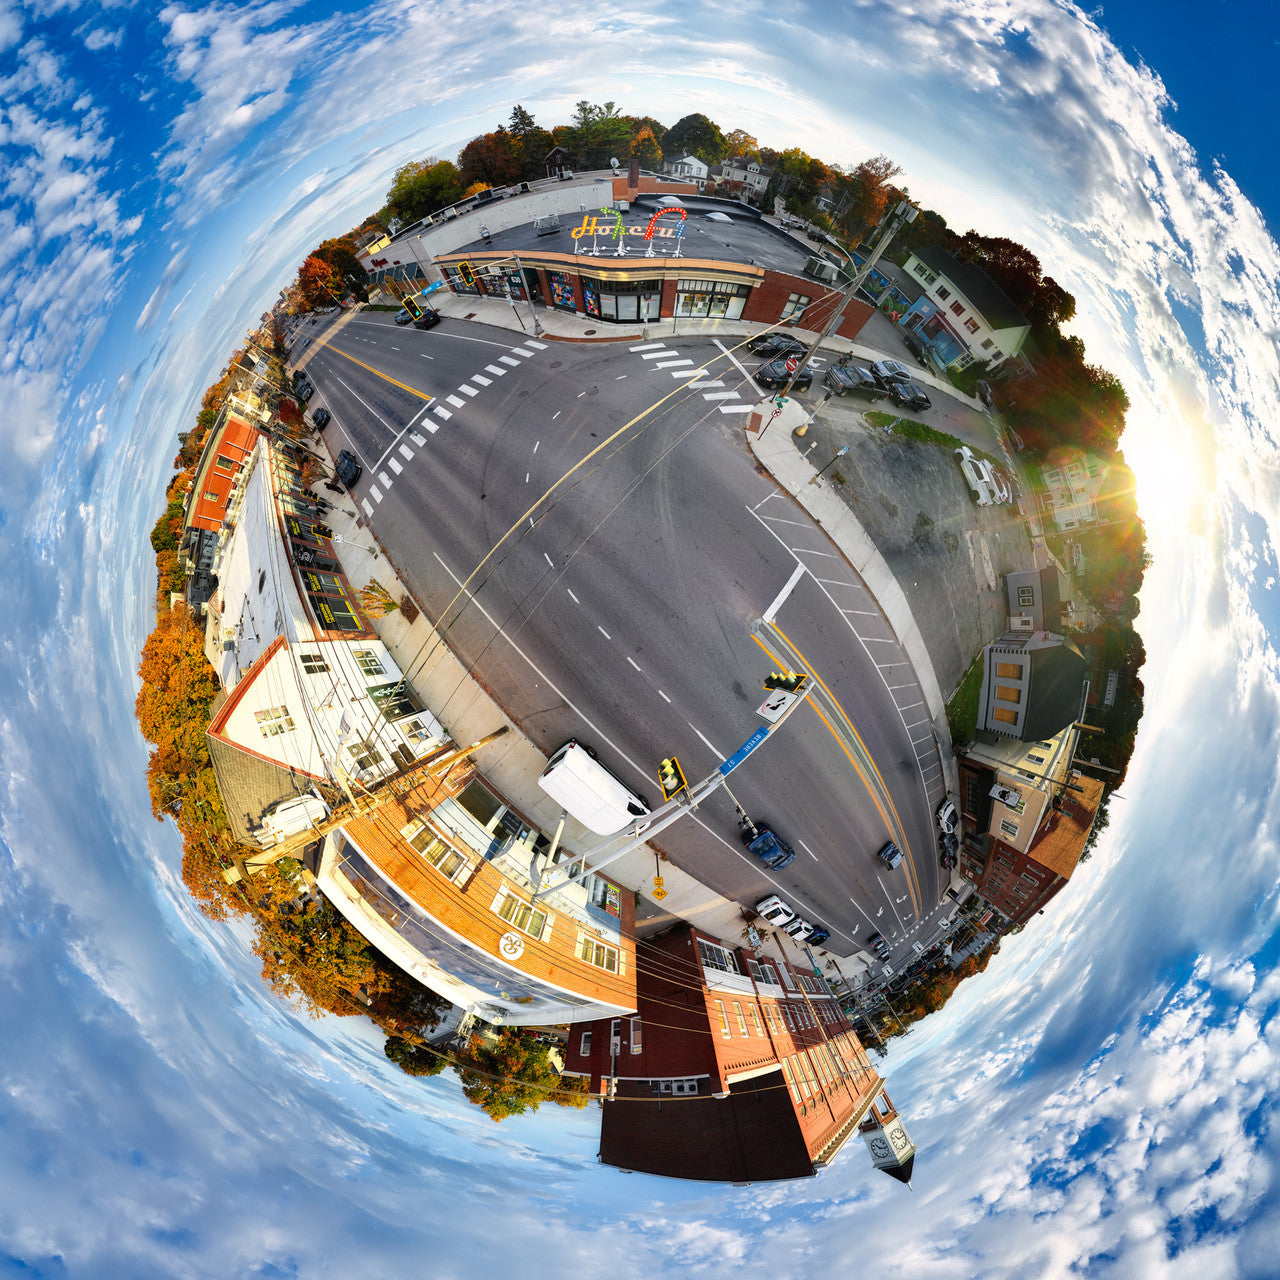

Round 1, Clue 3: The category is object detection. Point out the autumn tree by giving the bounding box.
[840,154,904,232]
[722,128,760,162]
[455,1030,575,1123]
[312,237,368,302]
[661,112,726,166]
[381,157,462,226]
[457,130,522,189]
[297,255,341,310]
[630,125,662,171]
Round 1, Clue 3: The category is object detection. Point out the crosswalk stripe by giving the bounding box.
[434,405,452,419]
[655,358,694,369]
[640,350,670,360]
[703,391,739,400]
[399,444,414,460]
[361,499,373,517]
[410,433,427,446]
[629,342,664,351]
[471,374,492,386]
[379,471,394,487]
[369,485,383,502]
[459,384,479,397]
[388,457,403,475]
[688,380,725,388]
[511,346,535,357]
[499,356,521,366]
[719,404,754,415]
[446,395,465,408]
[485,364,507,376]
[525,339,548,349]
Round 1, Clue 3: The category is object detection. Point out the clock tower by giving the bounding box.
[858,1087,916,1186]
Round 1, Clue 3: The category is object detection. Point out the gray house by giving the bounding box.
[978,631,1087,740]
[1005,565,1067,633]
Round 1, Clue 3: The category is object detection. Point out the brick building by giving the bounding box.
[561,922,889,1182]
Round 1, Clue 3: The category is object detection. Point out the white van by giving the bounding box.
[538,740,650,836]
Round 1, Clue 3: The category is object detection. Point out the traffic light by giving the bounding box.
[458,260,475,287]
[657,756,687,801]
[402,294,423,320]
[763,670,808,694]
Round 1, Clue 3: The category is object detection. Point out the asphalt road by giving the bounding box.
[292,311,954,960]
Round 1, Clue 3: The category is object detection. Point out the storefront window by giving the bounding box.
[548,272,577,310]
[579,277,662,324]
[675,278,750,320]
[443,265,479,296]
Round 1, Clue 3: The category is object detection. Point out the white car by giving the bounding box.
[756,894,796,926]
[956,446,995,505]
[936,799,959,834]
[987,468,1013,504]
[782,916,815,942]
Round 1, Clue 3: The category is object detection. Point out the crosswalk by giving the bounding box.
[359,338,550,515]
[628,339,823,415]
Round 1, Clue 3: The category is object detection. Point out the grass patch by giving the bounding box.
[865,411,964,451]
[946,653,985,747]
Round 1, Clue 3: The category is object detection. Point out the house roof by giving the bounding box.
[207,732,323,845]
[599,1076,816,1182]
[913,246,1029,331]
[1023,637,1087,741]
[1030,773,1105,879]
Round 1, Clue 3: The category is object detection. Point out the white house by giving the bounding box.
[662,153,708,185]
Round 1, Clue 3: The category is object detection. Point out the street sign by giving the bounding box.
[758,690,798,723]
[784,356,799,373]
[719,726,769,777]
[652,877,667,901]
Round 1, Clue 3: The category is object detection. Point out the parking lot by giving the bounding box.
[796,396,1037,698]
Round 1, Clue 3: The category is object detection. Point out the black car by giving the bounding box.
[311,408,330,430]
[747,333,806,358]
[412,306,441,330]
[868,933,891,958]
[754,358,813,392]
[824,365,884,399]
[334,449,362,487]
[887,380,931,412]
[938,832,959,858]
[903,329,931,366]
[869,358,914,389]
[294,381,313,402]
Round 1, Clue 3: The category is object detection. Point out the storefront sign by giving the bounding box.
[570,214,682,241]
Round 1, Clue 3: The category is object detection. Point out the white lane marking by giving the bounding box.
[533,440,540,452]
[688,380,725,388]
[799,839,819,861]
[499,355,521,366]
[361,499,373,516]
[862,635,898,642]
[526,339,547,349]
[654,358,694,369]
[703,391,738,400]
[763,516,810,528]
[329,370,397,433]
[567,589,579,603]
[713,337,753,379]
[793,546,839,558]
[446,395,465,408]
[399,444,415,461]
[616,374,628,379]
[459,384,479,397]
[719,404,753,414]
[434,405,451,419]
[762,563,807,624]
[898,700,925,711]
[511,346,535,357]
[369,484,383,501]
[485,364,507,376]
[388,457,403,475]
[629,342,665,351]
[552,411,561,419]
[659,690,672,703]
[878,875,907,932]
[843,608,879,616]
[878,662,910,670]
[598,625,612,640]
[687,722,724,757]
[379,471,393,487]
[626,656,642,673]
[407,402,429,428]
[544,552,554,567]
[390,345,401,351]
[419,353,435,360]
[430,332,519,348]
[525,472,530,483]
[472,374,492,386]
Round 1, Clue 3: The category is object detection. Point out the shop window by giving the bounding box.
[548,272,576,310]
[780,291,811,320]
[493,888,549,940]
[579,935,620,973]
[368,680,425,722]
[353,649,384,677]
[349,740,384,772]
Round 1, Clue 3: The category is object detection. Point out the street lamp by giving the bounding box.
[808,444,849,485]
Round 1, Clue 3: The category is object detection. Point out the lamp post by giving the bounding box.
[808,444,849,485]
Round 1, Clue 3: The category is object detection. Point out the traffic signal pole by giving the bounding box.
[530,680,812,902]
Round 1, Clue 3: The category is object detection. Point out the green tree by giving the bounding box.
[381,157,462,225]
[723,128,760,162]
[455,1030,574,1123]
[385,1035,448,1077]
[661,112,726,166]
[457,129,522,189]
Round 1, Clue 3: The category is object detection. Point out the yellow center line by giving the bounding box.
[312,338,434,403]
[751,625,924,916]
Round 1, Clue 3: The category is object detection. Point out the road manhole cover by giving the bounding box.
[549,360,563,369]
[609,411,624,421]
[585,386,598,395]
[584,329,597,335]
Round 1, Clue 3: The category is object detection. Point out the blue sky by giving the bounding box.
[2,1,1279,1276]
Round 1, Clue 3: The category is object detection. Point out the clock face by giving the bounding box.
[869,1136,891,1159]
[889,1124,910,1152]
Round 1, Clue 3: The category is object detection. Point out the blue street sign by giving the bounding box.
[719,726,770,776]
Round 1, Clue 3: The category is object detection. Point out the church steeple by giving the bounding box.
[858,1087,917,1186]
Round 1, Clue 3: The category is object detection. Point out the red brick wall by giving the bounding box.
[743,270,876,342]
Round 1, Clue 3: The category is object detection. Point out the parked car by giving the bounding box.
[393,309,411,324]
[903,329,931,366]
[988,468,1013,504]
[940,851,958,871]
[311,408,330,430]
[783,916,815,943]
[412,306,441,330]
[887,380,931,412]
[334,449,362,488]
[868,933,891,959]
[756,894,796,926]
[294,381,313,402]
[956,445,995,505]
[937,799,959,834]
[741,820,797,870]
[806,924,831,946]
[975,379,995,409]
[878,840,903,870]
[824,365,885,399]
[869,358,914,389]
[754,358,813,392]
[746,332,807,357]
[938,832,959,859]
